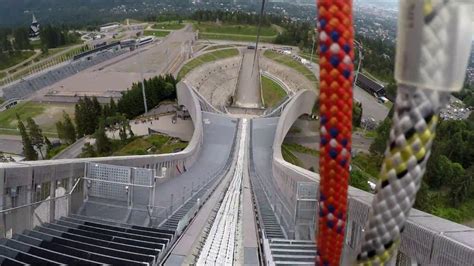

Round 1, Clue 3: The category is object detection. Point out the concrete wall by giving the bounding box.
[184,56,241,108]
[0,82,203,208]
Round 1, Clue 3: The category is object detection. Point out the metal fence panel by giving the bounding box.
[87,163,131,202]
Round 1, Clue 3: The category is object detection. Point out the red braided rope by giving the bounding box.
[316,0,354,265]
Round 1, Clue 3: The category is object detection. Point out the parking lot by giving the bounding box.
[353,85,389,122]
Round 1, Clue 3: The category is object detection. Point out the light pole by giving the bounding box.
[138,32,148,114]
[310,29,316,65]
[354,40,363,89]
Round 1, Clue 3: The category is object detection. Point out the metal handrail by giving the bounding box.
[0,177,83,214]
[261,70,292,95]
[83,177,154,188]
[173,119,241,235]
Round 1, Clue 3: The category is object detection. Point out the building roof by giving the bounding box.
[356,73,385,93]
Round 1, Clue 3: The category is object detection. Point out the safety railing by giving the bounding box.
[0,177,83,238]
[261,71,293,95]
[185,82,223,114]
[173,119,241,236]
[262,237,275,265]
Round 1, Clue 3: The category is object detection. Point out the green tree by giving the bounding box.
[414,181,432,211]
[95,118,111,155]
[18,116,37,161]
[426,154,452,189]
[0,152,6,162]
[40,25,78,49]
[448,163,467,207]
[74,100,85,137]
[109,98,118,115]
[353,102,363,128]
[118,75,177,118]
[81,143,97,158]
[75,96,102,136]
[26,117,45,159]
[44,136,53,154]
[12,27,31,50]
[370,118,392,155]
[56,120,65,143]
[118,116,131,143]
[62,112,77,144]
[350,169,371,192]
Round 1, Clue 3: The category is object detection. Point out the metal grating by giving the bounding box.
[133,168,154,186]
[87,163,131,202]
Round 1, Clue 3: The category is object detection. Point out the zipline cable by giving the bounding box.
[252,0,267,74]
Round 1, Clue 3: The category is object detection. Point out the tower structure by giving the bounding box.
[29,14,40,39]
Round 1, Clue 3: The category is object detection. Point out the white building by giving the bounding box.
[100,23,120,33]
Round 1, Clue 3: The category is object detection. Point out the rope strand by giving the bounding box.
[316,0,354,265]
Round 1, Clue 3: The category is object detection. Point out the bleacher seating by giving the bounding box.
[0,214,175,265]
[268,239,316,265]
[2,49,128,100]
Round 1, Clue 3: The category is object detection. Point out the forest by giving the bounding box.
[0,25,80,71]
[191,10,316,51]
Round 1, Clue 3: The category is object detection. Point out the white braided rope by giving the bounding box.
[356,1,458,263]
[357,86,449,264]
[419,0,455,86]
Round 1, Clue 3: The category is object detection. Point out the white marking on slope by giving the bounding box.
[197,119,248,265]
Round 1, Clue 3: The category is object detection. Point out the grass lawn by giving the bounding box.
[195,23,277,36]
[47,144,68,159]
[31,39,42,50]
[364,130,377,138]
[195,22,277,42]
[362,69,387,85]
[352,153,381,178]
[114,134,188,156]
[284,143,319,156]
[178,48,239,80]
[144,30,170,37]
[0,72,5,79]
[261,76,286,108]
[298,52,319,63]
[0,101,75,136]
[263,50,318,83]
[199,33,275,43]
[33,45,74,62]
[204,44,240,51]
[431,198,474,225]
[0,51,36,71]
[152,22,185,30]
[384,101,394,109]
[282,144,303,167]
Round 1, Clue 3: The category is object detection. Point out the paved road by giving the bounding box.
[53,137,92,160]
[234,49,262,108]
[0,135,23,155]
[285,133,373,152]
[354,85,389,122]
[31,26,195,101]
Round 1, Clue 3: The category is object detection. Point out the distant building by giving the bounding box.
[29,14,40,39]
[100,23,120,33]
[356,73,386,97]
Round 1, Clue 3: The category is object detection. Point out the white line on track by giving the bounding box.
[196,119,247,265]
